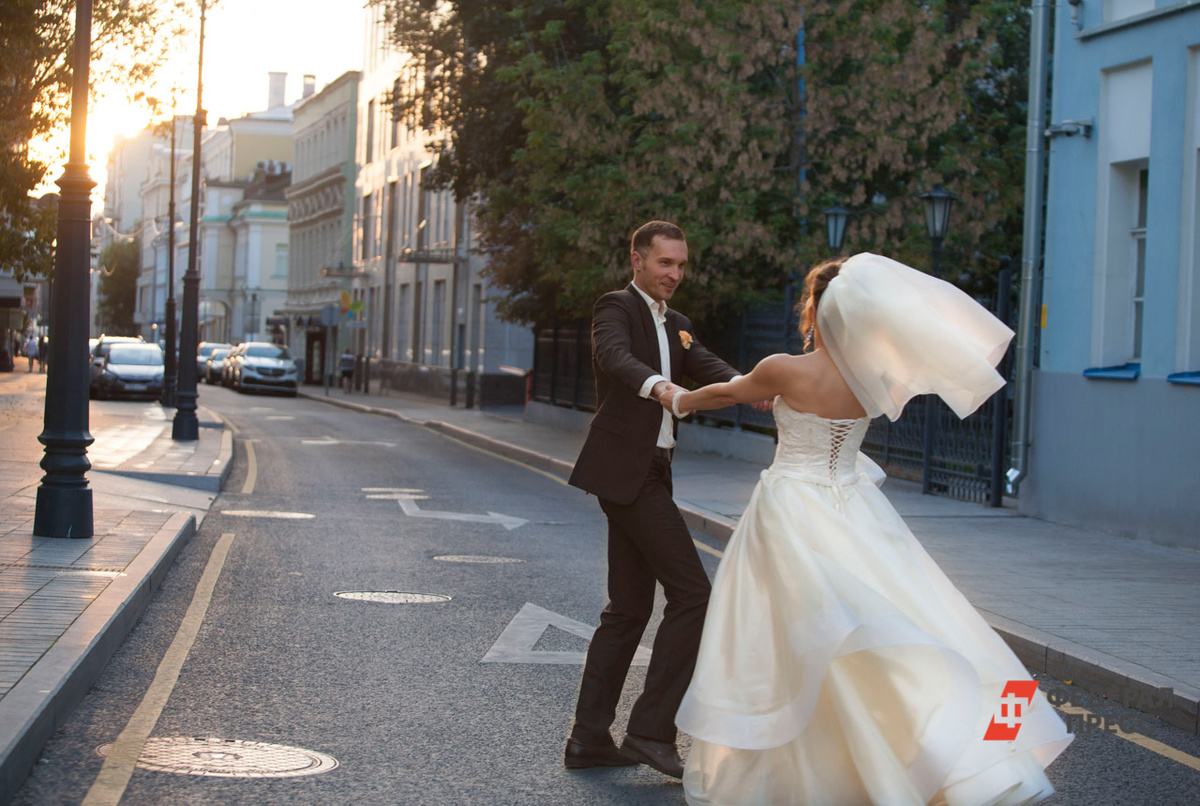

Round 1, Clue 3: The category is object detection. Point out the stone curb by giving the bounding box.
[301,392,1200,736]
[0,512,197,804]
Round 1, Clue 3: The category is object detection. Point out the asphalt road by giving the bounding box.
[11,388,1200,804]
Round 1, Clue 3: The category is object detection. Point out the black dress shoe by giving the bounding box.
[564,738,639,769]
[619,734,684,779]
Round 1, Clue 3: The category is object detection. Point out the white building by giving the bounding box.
[354,6,533,404]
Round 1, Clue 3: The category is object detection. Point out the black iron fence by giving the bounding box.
[531,268,1015,505]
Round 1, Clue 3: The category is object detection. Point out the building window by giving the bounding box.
[274,244,288,278]
[432,279,446,366]
[398,283,410,361]
[1103,0,1153,24]
[362,193,372,261]
[365,99,376,163]
[1130,169,1147,361]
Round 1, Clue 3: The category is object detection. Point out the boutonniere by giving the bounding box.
[679,330,693,350]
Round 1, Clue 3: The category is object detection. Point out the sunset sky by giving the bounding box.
[40,0,368,211]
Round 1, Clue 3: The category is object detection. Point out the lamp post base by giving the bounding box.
[34,485,93,538]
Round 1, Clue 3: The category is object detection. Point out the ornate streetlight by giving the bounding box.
[35,0,95,537]
[822,203,853,254]
[162,106,179,408]
[918,183,957,495]
[173,0,207,441]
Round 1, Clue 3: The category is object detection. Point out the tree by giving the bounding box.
[376,0,1031,327]
[0,0,177,281]
[96,236,139,334]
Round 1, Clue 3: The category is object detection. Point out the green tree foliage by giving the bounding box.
[0,0,176,281]
[96,236,140,334]
[376,0,1029,326]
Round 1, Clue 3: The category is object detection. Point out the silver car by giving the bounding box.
[94,343,165,400]
[89,335,144,398]
[233,342,299,396]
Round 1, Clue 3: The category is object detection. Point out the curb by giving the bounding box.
[0,512,197,803]
[302,392,1200,736]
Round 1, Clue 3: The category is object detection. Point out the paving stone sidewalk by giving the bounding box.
[305,384,1200,736]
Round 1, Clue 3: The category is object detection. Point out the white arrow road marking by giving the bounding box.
[365,493,429,500]
[396,498,527,531]
[362,487,424,493]
[482,603,651,665]
[301,436,397,447]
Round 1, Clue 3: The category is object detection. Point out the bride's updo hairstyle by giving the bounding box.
[798,257,847,348]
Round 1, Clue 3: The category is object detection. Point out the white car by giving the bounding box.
[233,342,299,396]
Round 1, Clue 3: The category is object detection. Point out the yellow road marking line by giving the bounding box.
[82,532,236,806]
[242,440,257,495]
[1055,703,1200,772]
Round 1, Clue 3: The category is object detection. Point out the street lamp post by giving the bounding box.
[918,183,957,495]
[35,0,95,537]
[173,0,207,441]
[822,203,853,254]
[162,110,178,408]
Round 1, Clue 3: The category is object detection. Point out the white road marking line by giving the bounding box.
[219,510,314,519]
[362,487,424,493]
[82,533,236,806]
[482,602,650,665]
[365,493,429,500]
[396,498,527,530]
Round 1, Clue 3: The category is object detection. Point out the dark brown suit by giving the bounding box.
[568,285,738,745]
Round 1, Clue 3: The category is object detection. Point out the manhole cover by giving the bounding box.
[96,738,338,778]
[333,590,451,603]
[433,555,524,564]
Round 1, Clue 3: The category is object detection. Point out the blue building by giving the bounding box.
[1027,0,1200,549]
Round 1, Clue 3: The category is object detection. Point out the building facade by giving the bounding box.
[352,6,533,402]
[134,116,191,342]
[1026,0,1200,549]
[283,70,361,384]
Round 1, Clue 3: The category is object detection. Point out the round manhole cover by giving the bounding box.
[433,555,524,564]
[333,590,451,603]
[96,738,338,778]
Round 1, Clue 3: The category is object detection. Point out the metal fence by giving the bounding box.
[531,268,1015,505]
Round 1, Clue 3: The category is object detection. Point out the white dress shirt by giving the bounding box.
[631,283,677,450]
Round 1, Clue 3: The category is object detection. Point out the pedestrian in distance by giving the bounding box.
[37,335,47,372]
[564,220,747,779]
[23,334,38,372]
[665,253,1073,805]
[339,347,355,392]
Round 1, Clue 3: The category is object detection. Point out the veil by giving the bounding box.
[817,253,1014,422]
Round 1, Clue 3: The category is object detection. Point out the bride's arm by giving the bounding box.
[669,354,791,415]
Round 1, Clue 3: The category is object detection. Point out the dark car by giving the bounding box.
[94,343,165,400]
[89,335,144,398]
[233,342,299,395]
[205,347,231,384]
[196,341,233,377]
[220,344,244,388]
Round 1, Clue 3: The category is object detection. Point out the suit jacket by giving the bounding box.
[568,285,738,505]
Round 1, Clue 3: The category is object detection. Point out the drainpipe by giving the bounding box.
[1007,0,1053,495]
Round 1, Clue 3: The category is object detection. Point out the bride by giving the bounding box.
[662,254,1072,806]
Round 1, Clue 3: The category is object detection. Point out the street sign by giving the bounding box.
[318,304,339,328]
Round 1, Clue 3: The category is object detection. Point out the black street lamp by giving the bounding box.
[918,183,957,495]
[822,203,853,254]
[35,0,95,537]
[162,108,179,408]
[918,183,957,276]
[173,0,207,441]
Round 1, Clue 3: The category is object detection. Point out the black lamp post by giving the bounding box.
[35,0,95,537]
[918,183,956,495]
[822,203,853,254]
[173,0,207,441]
[162,109,178,408]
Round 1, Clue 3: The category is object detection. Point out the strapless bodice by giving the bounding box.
[769,397,870,485]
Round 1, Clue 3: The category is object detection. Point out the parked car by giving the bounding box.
[89,335,144,398]
[220,344,244,388]
[205,346,231,384]
[93,343,164,400]
[196,341,233,377]
[232,342,299,396]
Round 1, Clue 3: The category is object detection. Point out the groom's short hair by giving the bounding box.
[632,220,686,257]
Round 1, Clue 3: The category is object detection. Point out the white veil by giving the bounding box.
[817,253,1014,422]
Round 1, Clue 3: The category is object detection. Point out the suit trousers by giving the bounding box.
[572,455,712,745]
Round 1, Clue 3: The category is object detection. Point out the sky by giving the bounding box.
[40,0,368,213]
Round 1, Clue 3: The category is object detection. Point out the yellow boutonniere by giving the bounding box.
[679,331,693,350]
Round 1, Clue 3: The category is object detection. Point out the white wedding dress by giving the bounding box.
[677,254,1073,806]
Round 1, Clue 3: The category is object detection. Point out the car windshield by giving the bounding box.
[244,345,291,359]
[108,345,163,366]
[199,343,231,358]
[97,338,139,357]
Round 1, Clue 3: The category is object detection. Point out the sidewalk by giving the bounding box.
[305,383,1200,738]
[0,372,231,801]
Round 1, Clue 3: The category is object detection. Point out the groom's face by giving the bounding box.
[632,236,688,303]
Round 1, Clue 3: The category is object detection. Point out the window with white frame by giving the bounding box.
[274,244,288,279]
[1177,47,1200,376]
[1092,60,1152,369]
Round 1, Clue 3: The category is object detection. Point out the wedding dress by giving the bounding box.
[676,255,1072,806]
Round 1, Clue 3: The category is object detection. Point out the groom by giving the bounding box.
[565,220,740,778]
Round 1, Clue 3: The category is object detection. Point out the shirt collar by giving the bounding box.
[631,282,667,321]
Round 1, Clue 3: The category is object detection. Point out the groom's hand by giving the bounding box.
[653,381,684,410]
